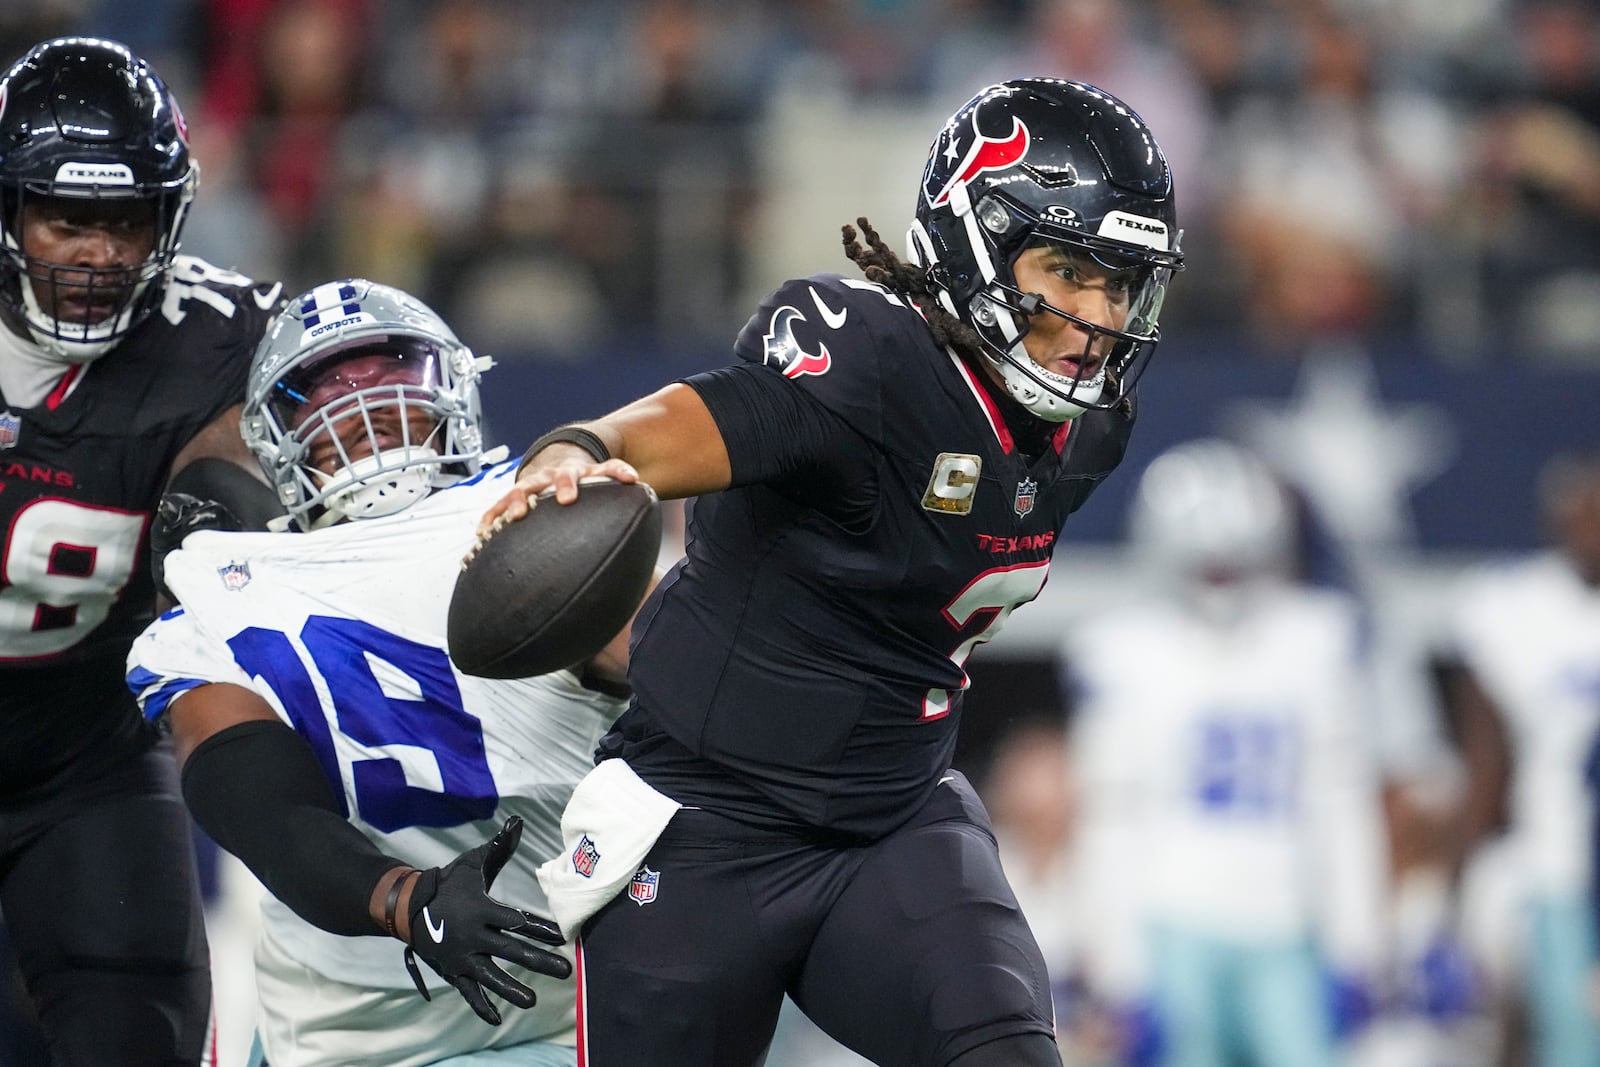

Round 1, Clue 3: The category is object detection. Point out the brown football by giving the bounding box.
[447,478,661,679]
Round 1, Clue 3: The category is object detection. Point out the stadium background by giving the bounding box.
[3,0,1598,1064]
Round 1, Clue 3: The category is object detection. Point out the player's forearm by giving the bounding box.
[181,718,408,937]
[521,385,731,500]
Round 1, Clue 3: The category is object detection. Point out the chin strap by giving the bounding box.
[16,271,147,364]
[318,448,443,523]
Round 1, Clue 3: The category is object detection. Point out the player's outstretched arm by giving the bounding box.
[479,382,731,532]
[170,686,570,1023]
[171,683,411,937]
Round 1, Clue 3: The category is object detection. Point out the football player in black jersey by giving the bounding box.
[482,79,1184,1066]
[0,38,284,1066]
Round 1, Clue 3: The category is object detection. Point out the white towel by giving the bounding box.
[536,759,682,938]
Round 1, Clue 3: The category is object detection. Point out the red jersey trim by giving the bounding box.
[947,352,1014,455]
[45,363,84,411]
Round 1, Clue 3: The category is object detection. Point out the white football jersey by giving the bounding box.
[127,459,626,1004]
[1065,584,1388,990]
[1451,552,1600,896]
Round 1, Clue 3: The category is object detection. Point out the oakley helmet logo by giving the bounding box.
[928,116,1030,208]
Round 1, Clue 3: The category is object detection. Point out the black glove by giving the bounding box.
[150,492,242,601]
[402,815,571,1025]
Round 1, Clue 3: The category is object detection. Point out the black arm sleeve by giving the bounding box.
[181,719,405,936]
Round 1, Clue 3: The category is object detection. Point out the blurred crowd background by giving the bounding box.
[5,1,1600,1066]
[7,0,1600,364]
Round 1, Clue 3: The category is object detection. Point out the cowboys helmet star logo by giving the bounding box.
[762,305,831,380]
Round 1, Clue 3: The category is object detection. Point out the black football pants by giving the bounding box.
[0,736,211,1065]
[575,771,1059,1066]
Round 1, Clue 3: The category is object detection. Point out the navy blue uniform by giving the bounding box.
[582,274,1132,1064]
[0,257,280,1066]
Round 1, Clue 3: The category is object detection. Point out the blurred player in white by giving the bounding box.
[1443,450,1600,1067]
[1064,438,1390,1067]
[126,279,637,1067]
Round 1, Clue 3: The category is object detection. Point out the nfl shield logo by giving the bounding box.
[1014,477,1037,518]
[217,561,252,591]
[628,866,660,906]
[0,410,19,449]
[572,835,600,878]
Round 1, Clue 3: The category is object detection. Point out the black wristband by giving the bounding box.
[521,426,611,470]
[383,869,414,937]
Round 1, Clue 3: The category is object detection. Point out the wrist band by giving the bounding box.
[383,868,414,938]
[521,426,611,470]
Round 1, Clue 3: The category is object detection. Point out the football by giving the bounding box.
[447,478,662,679]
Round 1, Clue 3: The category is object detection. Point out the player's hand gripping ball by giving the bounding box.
[448,478,661,678]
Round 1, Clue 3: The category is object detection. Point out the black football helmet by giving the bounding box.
[0,37,197,361]
[909,79,1183,421]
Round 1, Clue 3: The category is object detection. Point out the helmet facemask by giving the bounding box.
[0,180,195,362]
[913,184,1174,422]
[969,194,1172,420]
[265,340,464,526]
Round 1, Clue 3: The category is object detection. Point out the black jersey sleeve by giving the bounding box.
[683,364,879,528]
[683,364,861,484]
[729,273,891,440]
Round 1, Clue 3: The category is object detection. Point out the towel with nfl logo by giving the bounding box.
[536,758,682,938]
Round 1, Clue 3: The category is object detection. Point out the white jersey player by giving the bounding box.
[126,280,640,1067]
[1065,439,1390,1067]
[1445,451,1600,1067]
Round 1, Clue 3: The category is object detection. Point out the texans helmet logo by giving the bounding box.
[762,305,832,380]
[927,115,1030,208]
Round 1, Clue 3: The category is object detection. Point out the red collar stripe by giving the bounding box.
[45,364,83,411]
[948,353,1014,454]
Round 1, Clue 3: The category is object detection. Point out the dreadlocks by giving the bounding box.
[840,217,986,361]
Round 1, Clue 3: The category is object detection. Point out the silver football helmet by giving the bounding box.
[1130,438,1296,586]
[242,279,488,530]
